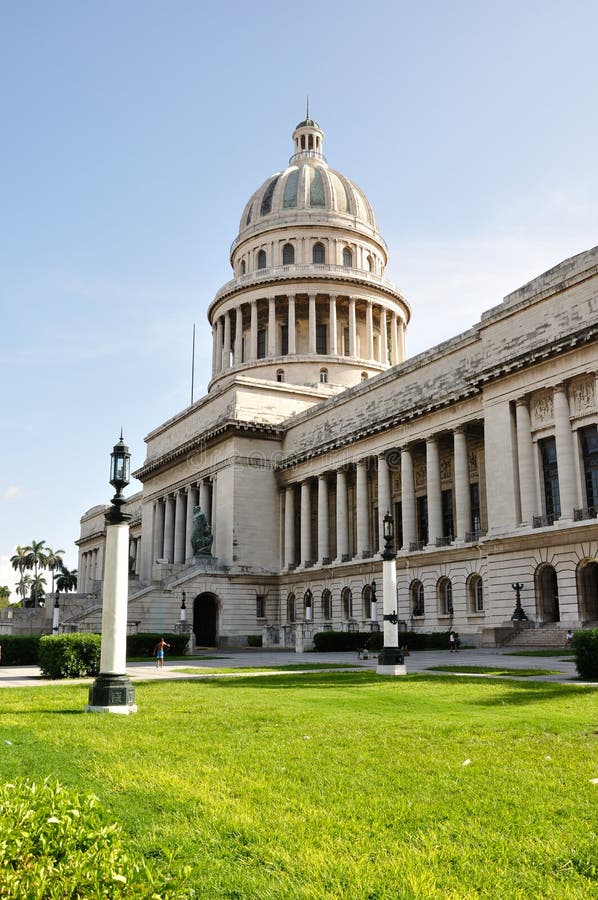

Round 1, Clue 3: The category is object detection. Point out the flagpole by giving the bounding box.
[190,323,196,405]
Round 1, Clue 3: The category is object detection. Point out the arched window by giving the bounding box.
[319,368,328,384]
[343,247,353,267]
[411,580,425,617]
[535,564,560,623]
[304,589,313,622]
[321,589,332,621]
[257,249,267,270]
[468,574,484,613]
[313,242,325,264]
[240,259,246,275]
[438,577,453,616]
[362,583,372,620]
[365,255,373,272]
[287,593,296,623]
[276,369,284,383]
[341,587,353,620]
[282,243,295,265]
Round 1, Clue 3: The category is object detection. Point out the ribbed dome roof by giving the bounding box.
[236,117,381,241]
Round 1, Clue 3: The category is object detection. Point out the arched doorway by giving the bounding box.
[535,564,560,623]
[193,593,219,646]
[577,560,598,623]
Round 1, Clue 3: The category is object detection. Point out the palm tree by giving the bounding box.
[24,540,48,607]
[30,574,47,607]
[56,566,77,595]
[10,546,29,609]
[0,585,11,609]
[15,574,32,607]
[45,547,65,594]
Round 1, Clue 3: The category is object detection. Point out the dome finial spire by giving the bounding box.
[306,95,310,120]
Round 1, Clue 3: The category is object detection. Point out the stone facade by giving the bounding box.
[70,117,598,648]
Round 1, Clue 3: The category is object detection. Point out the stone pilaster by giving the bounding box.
[335,468,349,560]
[355,459,370,556]
[454,427,471,541]
[515,399,539,524]
[426,437,442,544]
[317,475,330,562]
[400,447,416,548]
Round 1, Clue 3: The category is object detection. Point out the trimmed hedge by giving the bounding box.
[38,634,101,679]
[313,630,454,652]
[0,635,41,665]
[0,778,172,897]
[126,632,189,658]
[572,628,598,680]
[247,634,263,648]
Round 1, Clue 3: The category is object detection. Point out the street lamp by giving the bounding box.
[376,511,407,675]
[511,582,528,621]
[370,579,378,627]
[86,434,137,714]
[52,591,60,634]
[180,591,187,627]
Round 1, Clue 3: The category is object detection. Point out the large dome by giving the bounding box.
[234,117,381,248]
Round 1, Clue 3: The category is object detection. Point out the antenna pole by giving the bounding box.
[190,323,196,405]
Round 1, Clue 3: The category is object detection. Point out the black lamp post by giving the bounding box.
[86,433,137,714]
[52,591,60,634]
[180,591,188,630]
[511,582,528,621]
[377,511,406,675]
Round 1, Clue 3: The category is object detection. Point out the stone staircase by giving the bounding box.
[502,622,568,649]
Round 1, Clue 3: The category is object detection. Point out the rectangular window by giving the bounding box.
[316,323,328,355]
[442,489,453,539]
[539,436,561,519]
[281,324,288,356]
[256,595,265,619]
[470,483,481,534]
[580,426,598,508]
[343,327,350,356]
[417,495,428,545]
[257,328,266,359]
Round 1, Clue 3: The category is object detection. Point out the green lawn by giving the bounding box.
[427,664,562,676]
[1,672,598,898]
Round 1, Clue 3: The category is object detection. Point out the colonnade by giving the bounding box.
[211,293,406,376]
[79,546,103,593]
[152,480,213,565]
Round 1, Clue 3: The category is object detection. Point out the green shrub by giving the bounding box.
[247,634,263,647]
[0,778,175,898]
[312,630,453,652]
[126,632,189,658]
[38,634,101,679]
[0,635,41,665]
[572,628,598,679]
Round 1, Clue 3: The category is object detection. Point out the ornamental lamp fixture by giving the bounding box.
[382,511,395,560]
[107,431,131,524]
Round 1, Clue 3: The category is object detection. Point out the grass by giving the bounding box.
[2,672,598,898]
[172,663,357,675]
[427,665,563,677]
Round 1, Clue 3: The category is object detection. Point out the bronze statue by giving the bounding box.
[191,506,213,558]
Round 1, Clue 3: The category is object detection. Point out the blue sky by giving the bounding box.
[1,0,597,595]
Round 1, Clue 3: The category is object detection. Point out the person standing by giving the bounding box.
[449,630,457,652]
[153,637,170,668]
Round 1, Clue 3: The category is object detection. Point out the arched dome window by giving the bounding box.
[321,589,332,620]
[287,593,296,623]
[319,368,328,384]
[240,260,246,275]
[341,587,353,620]
[276,369,284,383]
[343,247,353,267]
[313,242,326,265]
[366,254,374,272]
[257,249,267,270]
[282,243,295,265]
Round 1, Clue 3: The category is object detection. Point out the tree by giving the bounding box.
[0,586,11,609]
[30,574,47,607]
[15,574,32,607]
[45,547,65,594]
[10,546,29,609]
[24,540,48,607]
[56,566,77,595]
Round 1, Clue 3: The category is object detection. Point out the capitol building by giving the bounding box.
[74,115,598,649]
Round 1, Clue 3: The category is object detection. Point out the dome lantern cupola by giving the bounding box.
[291,111,326,165]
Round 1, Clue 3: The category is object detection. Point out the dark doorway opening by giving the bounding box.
[193,592,219,646]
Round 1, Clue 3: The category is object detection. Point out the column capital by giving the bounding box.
[515,397,529,408]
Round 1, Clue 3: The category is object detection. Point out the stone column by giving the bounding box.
[554,383,578,518]
[199,480,212,526]
[250,300,258,360]
[287,294,296,354]
[397,316,406,362]
[380,308,388,365]
[401,447,416,548]
[454,427,471,541]
[308,293,317,354]
[426,437,442,544]
[390,315,399,366]
[153,498,165,562]
[79,553,87,593]
[377,453,392,555]
[317,475,330,562]
[336,468,350,560]
[349,297,357,357]
[173,491,186,564]
[139,501,154,582]
[355,460,370,556]
[163,495,175,563]
[515,399,539,524]
[134,538,141,575]
[329,294,337,354]
[211,325,217,376]
[366,301,374,360]
[268,296,276,356]
[284,485,295,568]
[234,305,243,365]
[222,312,231,370]
[300,480,312,565]
[185,485,198,561]
[215,318,223,374]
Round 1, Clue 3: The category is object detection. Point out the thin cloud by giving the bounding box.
[2,486,22,501]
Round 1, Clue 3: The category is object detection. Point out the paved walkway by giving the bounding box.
[0,646,589,688]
